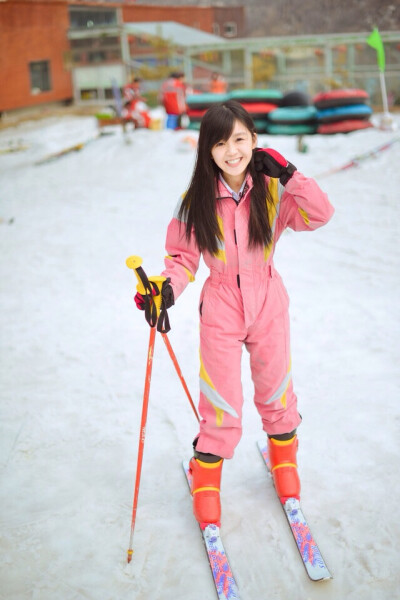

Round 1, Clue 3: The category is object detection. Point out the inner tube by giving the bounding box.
[229,89,283,104]
[313,89,369,109]
[186,93,229,109]
[317,104,372,123]
[268,106,317,124]
[266,122,318,135]
[317,119,373,134]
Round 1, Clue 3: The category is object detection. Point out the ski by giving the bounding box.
[182,461,241,600]
[0,141,28,154]
[257,440,332,581]
[34,134,104,165]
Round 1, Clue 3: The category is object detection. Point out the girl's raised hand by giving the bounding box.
[254,148,297,185]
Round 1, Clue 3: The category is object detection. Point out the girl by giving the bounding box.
[135,100,334,528]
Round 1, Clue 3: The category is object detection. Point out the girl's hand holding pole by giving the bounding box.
[126,255,174,332]
[254,148,297,185]
[134,279,174,311]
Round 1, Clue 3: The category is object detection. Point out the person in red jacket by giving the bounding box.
[135,100,334,528]
[123,76,142,102]
[160,72,188,128]
[122,76,151,128]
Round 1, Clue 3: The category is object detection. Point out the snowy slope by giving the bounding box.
[0,114,399,599]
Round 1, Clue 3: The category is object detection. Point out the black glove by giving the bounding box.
[159,279,174,309]
[254,148,297,185]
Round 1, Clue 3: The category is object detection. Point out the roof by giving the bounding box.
[123,21,227,47]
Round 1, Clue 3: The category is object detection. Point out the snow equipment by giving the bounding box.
[314,136,400,178]
[35,140,86,165]
[125,256,167,563]
[34,133,105,165]
[267,434,300,501]
[0,140,28,154]
[257,439,332,581]
[111,77,123,118]
[189,456,223,525]
[160,332,199,422]
[126,315,157,564]
[125,255,199,562]
[183,461,241,600]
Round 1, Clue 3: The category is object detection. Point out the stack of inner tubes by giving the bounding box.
[266,90,317,135]
[185,87,374,137]
[186,89,282,132]
[314,89,373,134]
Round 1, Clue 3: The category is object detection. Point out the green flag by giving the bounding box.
[367,28,385,72]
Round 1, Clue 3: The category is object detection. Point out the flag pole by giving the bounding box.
[367,28,396,131]
[379,71,389,116]
[378,71,396,130]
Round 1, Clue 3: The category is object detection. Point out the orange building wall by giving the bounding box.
[0,1,245,112]
[0,2,73,112]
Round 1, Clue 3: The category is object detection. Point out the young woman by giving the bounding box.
[135,100,334,528]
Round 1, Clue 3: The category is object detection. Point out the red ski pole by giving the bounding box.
[127,323,156,563]
[161,332,200,422]
[125,256,199,561]
[125,256,165,563]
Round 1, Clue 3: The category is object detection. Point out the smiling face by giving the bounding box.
[211,119,257,191]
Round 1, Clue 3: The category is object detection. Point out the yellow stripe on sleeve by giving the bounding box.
[165,255,195,282]
[298,207,310,225]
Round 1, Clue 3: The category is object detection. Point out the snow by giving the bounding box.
[1,111,399,599]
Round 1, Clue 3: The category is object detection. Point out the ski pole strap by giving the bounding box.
[143,280,159,329]
[133,264,159,328]
[155,285,171,334]
[135,265,152,295]
[146,275,170,332]
[146,279,171,333]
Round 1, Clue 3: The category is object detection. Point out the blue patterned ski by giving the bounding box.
[183,461,241,600]
[257,440,332,581]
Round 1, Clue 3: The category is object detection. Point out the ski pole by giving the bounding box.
[160,332,200,422]
[125,256,164,563]
[127,323,155,563]
[127,255,199,421]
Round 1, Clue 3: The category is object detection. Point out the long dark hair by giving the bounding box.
[178,100,273,254]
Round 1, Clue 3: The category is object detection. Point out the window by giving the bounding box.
[212,23,220,36]
[223,22,237,38]
[70,37,121,65]
[69,8,117,29]
[29,61,51,94]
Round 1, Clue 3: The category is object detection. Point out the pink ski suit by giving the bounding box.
[162,171,334,459]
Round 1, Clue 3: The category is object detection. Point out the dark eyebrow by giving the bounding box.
[216,130,247,144]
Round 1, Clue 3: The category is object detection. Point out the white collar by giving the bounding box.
[219,174,247,202]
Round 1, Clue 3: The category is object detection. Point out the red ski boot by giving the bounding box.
[268,434,300,503]
[189,457,223,528]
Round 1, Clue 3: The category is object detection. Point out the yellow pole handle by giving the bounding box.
[126,255,165,317]
[126,255,147,294]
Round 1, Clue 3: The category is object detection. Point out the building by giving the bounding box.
[0,0,244,113]
[0,0,399,114]
[68,20,227,104]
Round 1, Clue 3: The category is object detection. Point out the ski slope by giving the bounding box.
[0,112,399,599]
